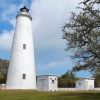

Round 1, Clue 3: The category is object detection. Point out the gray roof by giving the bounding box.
[37,74,58,77]
[75,78,94,82]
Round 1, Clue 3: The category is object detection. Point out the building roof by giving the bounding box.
[20,6,29,13]
[75,78,94,82]
[37,74,58,77]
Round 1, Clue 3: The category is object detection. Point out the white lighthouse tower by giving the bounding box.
[6,6,36,89]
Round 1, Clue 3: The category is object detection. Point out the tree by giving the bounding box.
[92,68,100,87]
[63,0,100,73]
[0,59,9,83]
[58,71,78,87]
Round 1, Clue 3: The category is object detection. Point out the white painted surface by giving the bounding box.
[37,75,58,91]
[95,88,100,91]
[58,88,100,91]
[58,88,76,91]
[76,78,94,90]
[0,84,6,90]
[6,8,36,89]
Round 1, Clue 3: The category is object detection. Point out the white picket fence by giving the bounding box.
[94,88,100,91]
[0,84,100,91]
[58,88,76,91]
[58,88,100,91]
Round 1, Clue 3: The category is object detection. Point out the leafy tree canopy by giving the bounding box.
[63,0,100,73]
[0,59,9,83]
[58,71,78,87]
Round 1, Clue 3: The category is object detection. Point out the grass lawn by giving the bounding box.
[0,90,100,100]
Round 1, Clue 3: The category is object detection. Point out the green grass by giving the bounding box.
[0,90,100,100]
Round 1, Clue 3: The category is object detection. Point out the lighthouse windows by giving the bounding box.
[23,44,26,49]
[23,74,26,79]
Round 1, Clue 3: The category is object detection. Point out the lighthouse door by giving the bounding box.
[21,73,27,89]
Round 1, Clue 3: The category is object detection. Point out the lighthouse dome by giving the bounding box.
[20,6,29,13]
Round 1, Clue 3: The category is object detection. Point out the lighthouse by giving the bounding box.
[6,6,36,89]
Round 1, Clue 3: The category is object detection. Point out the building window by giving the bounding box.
[79,82,81,85]
[23,44,26,49]
[52,80,55,84]
[23,74,26,79]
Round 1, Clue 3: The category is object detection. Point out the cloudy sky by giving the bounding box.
[0,0,91,77]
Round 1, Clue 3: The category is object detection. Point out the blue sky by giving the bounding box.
[0,0,91,77]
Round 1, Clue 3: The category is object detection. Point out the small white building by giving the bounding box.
[75,78,94,90]
[37,75,58,91]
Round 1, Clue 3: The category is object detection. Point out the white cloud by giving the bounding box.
[0,30,14,50]
[30,0,80,74]
[0,3,21,50]
[36,57,75,75]
[0,0,80,74]
[1,4,18,21]
[0,0,80,51]
[37,57,74,69]
[31,0,80,51]
[9,19,16,28]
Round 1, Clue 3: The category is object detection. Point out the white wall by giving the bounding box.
[58,88,76,91]
[37,75,58,91]
[87,80,94,90]
[76,79,94,90]
[37,76,49,91]
[49,76,58,91]
[76,80,86,90]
